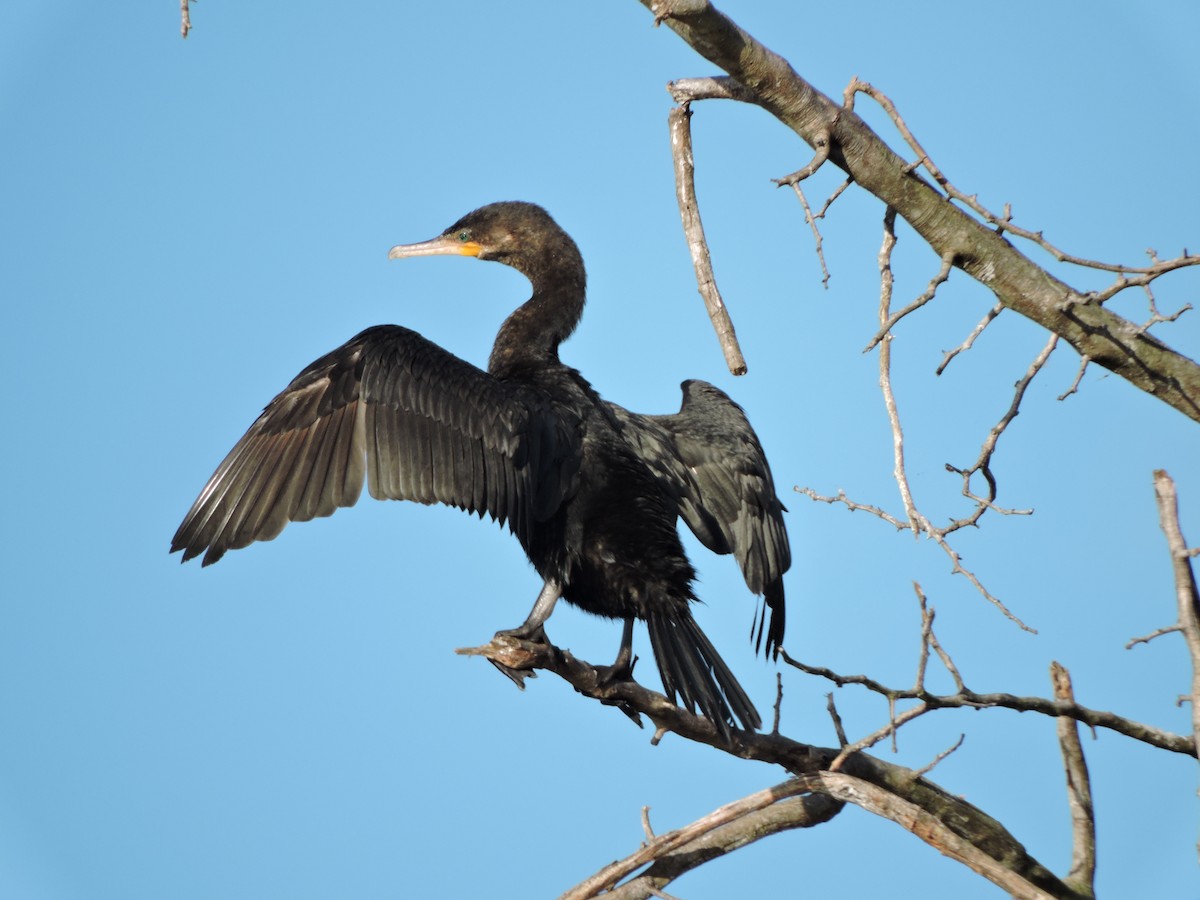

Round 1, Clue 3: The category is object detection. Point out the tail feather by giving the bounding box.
[646,608,762,734]
[752,579,786,660]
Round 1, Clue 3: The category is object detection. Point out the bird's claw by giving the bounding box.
[484,623,551,690]
[494,622,549,644]
[488,659,538,690]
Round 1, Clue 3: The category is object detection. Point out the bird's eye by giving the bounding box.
[457,230,471,242]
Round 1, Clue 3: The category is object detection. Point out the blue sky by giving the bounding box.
[2,2,1198,897]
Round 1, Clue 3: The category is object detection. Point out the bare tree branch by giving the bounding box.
[578,790,843,900]
[799,771,1061,900]
[1058,354,1090,402]
[865,250,955,352]
[842,77,1198,280]
[559,778,814,899]
[461,631,1121,898]
[943,333,1056,530]
[938,303,1003,375]
[779,178,830,288]
[875,209,920,534]
[774,128,831,186]
[668,103,746,374]
[1051,662,1097,898]
[1127,624,1184,649]
[603,795,840,900]
[781,648,1195,757]
[1151,470,1200,755]
[638,0,1200,422]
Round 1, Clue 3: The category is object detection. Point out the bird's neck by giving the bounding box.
[489,267,585,377]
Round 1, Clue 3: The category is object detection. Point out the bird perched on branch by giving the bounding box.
[171,201,790,735]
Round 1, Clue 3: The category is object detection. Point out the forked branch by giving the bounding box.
[638,0,1200,422]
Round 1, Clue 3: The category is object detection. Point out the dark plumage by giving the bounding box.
[171,201,790,734]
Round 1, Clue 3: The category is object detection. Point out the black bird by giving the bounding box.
[171,202,790,734]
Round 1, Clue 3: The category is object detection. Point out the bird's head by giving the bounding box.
[388,201,583,288]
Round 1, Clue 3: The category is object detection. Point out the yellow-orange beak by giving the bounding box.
[388,235,483,260]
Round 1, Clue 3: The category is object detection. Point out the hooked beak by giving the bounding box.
[387,234,483,260]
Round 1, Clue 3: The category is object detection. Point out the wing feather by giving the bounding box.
[613,380,790,656]
[172,324,578,566]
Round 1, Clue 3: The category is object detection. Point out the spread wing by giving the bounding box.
[171,324,580,566]
[613,380,790,657]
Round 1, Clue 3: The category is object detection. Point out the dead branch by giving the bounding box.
[1151,471,1200,753]
[875,209,920,534]
[667,74,757,104]
[775,128,832,186]
[779,178,830,287]
[1051,662,1097,898]
[637,0,1200,422]
[912,734,966,779]
[803,326,1055,630]
[780,648,1194,757]
[1126,624,1184,649]
[562,780,839,899]
[843,77,1198,282]
[817,176,853,219]
[1136,281,1192,336]
[865,250,956,352]
[460,631,1083,897]
[599,794,842,900]
[1058,355,1090,401]
[938,303,1003,375]
[668,104,746,374]
[943,333,1056,529]
[794,487,909,529]
[799,771,1061,900]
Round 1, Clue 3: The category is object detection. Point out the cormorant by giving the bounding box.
[171,202,790,734]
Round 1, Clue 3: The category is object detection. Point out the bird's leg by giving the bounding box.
[489,580,561,689]
[596,618,643,727]
[596,617,637,684]
[495,579,561,643]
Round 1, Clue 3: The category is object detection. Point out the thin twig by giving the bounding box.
[668,104,746,374]
[1058,355,1090,402]
[938,303,1003,375]
[180,0,191,38]
[1126,624,1183,649]
[844,76,1200,281]
[865,251,955,351]
[772,671,783,735]
[876,208,920,534]
[828,702,932,772]
[780,649,1194,756]
[826,693,849,746]
[1135,281,1192,335]
[775,128,832,186]
[793,487,909,530]
[927,622,969,692]
[912,734,966,779]
[942,333,1057,536]
[914,583,933,692]
[817,177,853,219]
[781,179,831,287]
